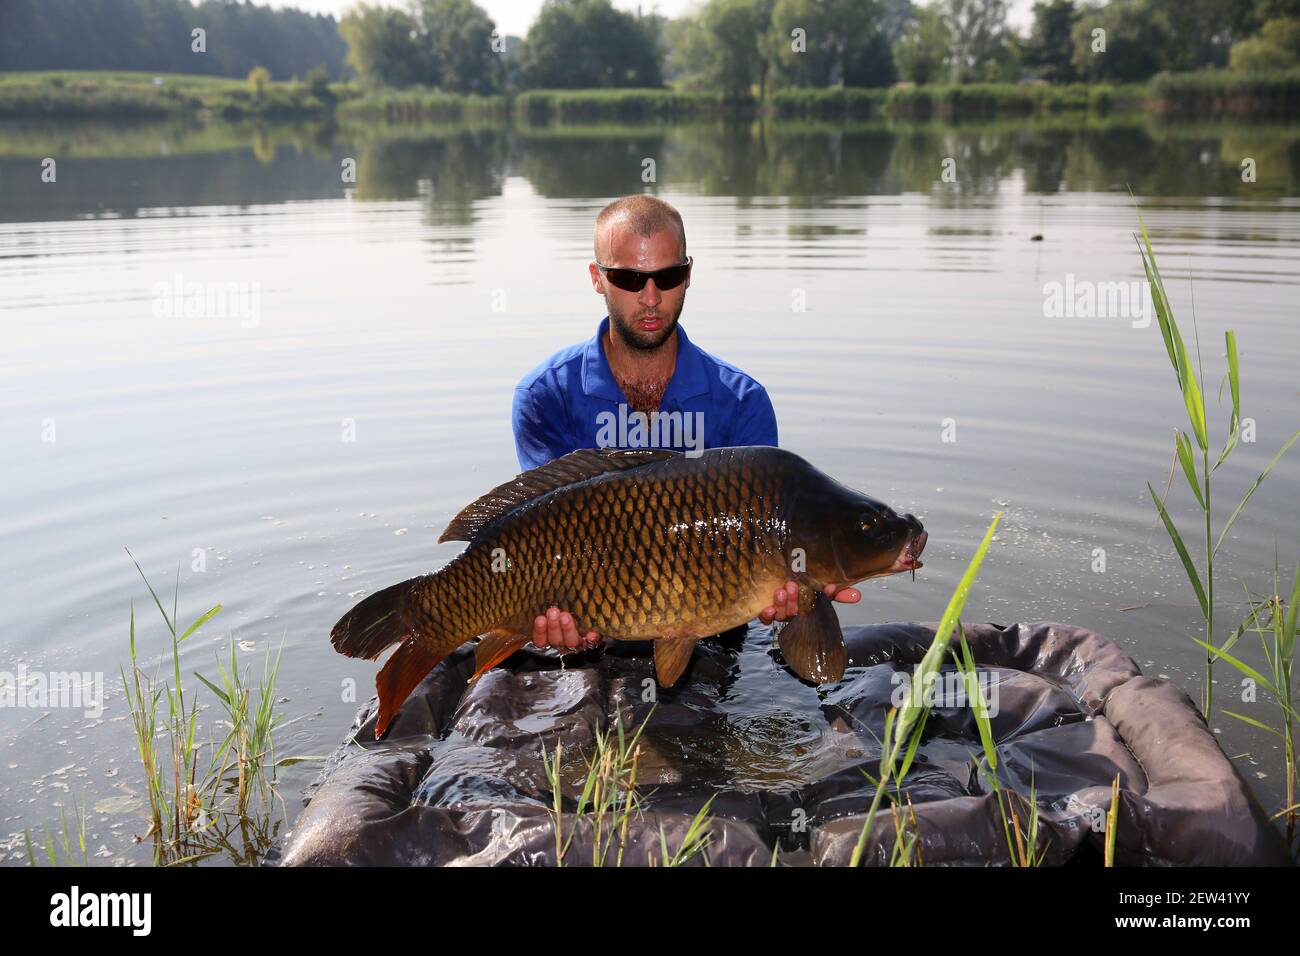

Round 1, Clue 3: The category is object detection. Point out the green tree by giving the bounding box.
[877,0,917,43]
[938,0,1010,83]
[1023,0,1079,83]
[893,4,952,84]
[518,0,663,89]
[1071,1,1166,83]
[247,65,272,102]
[1146,0,1257,71]
[682,0,777,99]
[413,0,504,94]
[0,0,347,78]
[764,0,897,89]
[1230,16,1300,69]
[305,64,336,104]
[339,3,438,87]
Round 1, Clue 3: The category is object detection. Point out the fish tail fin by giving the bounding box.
[330,577,427,660]
[374,638,449,738]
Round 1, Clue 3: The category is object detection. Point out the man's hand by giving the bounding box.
[532,582,858,652]
[758,581,861,625]
[532,606,602,652]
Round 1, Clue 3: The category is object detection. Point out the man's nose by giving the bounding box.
[640,280,662,305]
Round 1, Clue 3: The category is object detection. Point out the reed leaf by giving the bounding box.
[1134,217,1208,450]
[1213,429,1300,557]
[1223,710,1283,737]
[179,604,222,642]
[1175,430,1206,509]
[1147,481,1208,615]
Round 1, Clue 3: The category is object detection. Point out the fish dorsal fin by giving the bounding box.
[438,447,679,543]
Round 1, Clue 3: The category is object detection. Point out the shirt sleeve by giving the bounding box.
[512,383,571,471]
[728,386,778,447]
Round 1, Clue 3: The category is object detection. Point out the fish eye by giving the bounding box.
[860,513,879,532]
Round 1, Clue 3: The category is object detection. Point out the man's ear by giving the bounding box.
[589,261,605,294]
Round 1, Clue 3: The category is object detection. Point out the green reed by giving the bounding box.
[1149,69,1300,119]
[1104,774,1121,867]
[1135,209,1299,720]
[23,792,89,867]
[955,627,1049,867]
[542,708,714,867]
[1199,562,1300,853]
[850,512,1002,866]
[120,552,296,865]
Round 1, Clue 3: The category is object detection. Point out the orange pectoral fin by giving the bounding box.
[776,590,847,684]
[469,629,531,684]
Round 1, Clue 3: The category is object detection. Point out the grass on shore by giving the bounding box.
[0,70,342,119]
[336,87,507,123]
[541,708,715,867]
[4,69,1299,122]
[118,552,307,865]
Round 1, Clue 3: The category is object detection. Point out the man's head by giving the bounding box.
[590,195,691,352]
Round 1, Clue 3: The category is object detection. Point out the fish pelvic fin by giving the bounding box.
[374,638,449,739]
[776,590,847,684]
[654,635,698,687]
[469,630,531,684]
[330,577,425,660]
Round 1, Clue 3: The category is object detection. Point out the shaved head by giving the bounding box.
[594,194,686,263]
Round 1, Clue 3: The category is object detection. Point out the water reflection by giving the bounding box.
[2,116,1297,226]
[1,111,1296,865]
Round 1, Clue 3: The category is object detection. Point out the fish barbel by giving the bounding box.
[331,446,926,737]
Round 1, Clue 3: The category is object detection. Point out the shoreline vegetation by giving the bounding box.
[2,70,1299,124]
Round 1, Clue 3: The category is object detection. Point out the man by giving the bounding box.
[512,194,859,654]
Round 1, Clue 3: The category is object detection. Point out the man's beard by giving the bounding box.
[608,295,684,352]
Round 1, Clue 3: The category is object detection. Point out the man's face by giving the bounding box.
[589,223,690,352]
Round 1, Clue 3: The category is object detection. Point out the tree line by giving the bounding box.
[2,0,1299,94]
[0,0,347,80]
[341,0,1300,95]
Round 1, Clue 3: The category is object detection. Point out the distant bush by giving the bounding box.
[0,71,337,119]
[0,80,188,118]
[1228,19,1300,73]
[768,88,886,119]
[1149,69,1300,118]
[337,87,508,122]
[883,82,1145,119]
[513,89,736,122]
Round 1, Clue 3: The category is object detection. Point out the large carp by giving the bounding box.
[331,446,927,737]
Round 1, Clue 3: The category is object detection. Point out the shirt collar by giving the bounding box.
[581,316,709,406]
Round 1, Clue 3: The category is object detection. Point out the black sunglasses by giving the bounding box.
[595,256,692,292]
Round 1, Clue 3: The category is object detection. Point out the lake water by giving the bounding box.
[1,116,1297,864]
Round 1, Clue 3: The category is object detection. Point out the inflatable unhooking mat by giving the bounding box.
[271,621,1291,866]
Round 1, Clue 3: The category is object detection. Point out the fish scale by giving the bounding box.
[330,445,926,737]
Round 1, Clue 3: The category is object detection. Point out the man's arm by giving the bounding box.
[512,384,572,472]
[728,385,778,447]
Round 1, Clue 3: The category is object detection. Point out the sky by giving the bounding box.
[273,0,1037,38]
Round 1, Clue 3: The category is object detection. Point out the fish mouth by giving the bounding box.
[891,529,928,574]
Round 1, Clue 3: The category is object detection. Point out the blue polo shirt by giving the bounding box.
[512,316,778,471]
